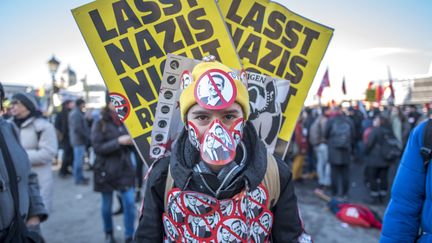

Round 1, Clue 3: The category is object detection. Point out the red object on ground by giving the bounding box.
[336,203,382,229]
[314,189,382,230]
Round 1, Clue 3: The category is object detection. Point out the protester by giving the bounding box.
[292,115,309,181]
[389,106,410,148]
[10,92,58,212]
[302,108,317,179]
[69,98,90,185]
[363,116,395,204]
[324,106,355,199]
[55,99,75,178]
[0,83,48,242]
[348,106,364,162]
[406,104,421,131]
[136,58,310,242]
[308,106,331,189]
[91,101,136,243]
[380,120,431,242]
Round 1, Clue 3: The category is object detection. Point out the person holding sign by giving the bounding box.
[91,99,136,243]
[136,58,310,242]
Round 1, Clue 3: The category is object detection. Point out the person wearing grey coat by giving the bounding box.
[0,84,48,241]
[68,99,90,147]
[68,99,91,185]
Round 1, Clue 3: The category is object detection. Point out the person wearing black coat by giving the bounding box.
[324,107,355,199]
[364,115,394,204]
[136,124,307,242]
[91,104,136,243]
[135,60,309,242]
[55,100,74,177]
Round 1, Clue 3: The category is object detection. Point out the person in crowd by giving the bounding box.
[363,115,395,204]
[362,109,380,144]
[136,58,310,242]
[407,104,422,131]
[91,100,136,243]
[10,92,58,212]
[55,99,74,178]
[380,120,431,242]
[423,103,432,120]
[324,106,355,199]
[308,106,331,189]
[361,110,375,140]
[0,83,48,242]
[389,106,410,149]
[348,106,364,162]
[302,108,317,180]
[68,98,90,185]
[292,114,309,181]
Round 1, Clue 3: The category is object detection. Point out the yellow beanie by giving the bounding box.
[179,60,249,122]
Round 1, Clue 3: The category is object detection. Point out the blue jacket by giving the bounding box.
[380,120,432,243]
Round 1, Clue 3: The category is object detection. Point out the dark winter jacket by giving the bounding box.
[0,118,48,230]
[325,114,355,165]
[364,126,393,168]
[54,108,71,148]
[135,122,304,242]
[90,110,135,192]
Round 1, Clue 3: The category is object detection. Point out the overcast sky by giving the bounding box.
[1,0,431,103]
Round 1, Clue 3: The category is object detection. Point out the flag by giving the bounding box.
[316,68,330,98]
[387,66,395,99]
[342,76,346,95]
[365,81,376,102]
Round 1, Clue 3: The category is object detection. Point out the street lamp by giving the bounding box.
[47,55,60,113]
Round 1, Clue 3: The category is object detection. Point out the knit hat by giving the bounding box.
[12,92,39,113]
[179,60,249,122]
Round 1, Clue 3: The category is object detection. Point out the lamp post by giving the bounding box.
[47,55,60,113]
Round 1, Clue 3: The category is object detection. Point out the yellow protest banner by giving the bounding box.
[72,0,241,163]
[218,0,333,156]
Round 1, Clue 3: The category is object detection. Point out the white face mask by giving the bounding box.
[187,119,244,166]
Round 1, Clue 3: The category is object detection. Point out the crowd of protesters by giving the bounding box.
[288,101,430,204]
[2,74,432,242]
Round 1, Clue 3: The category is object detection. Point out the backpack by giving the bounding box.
[330,117,352,149]
[164,153,280,211]
[380,130,402,161]
[420,119,432,171]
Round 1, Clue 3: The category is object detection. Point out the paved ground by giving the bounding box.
[43,160,397,242]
